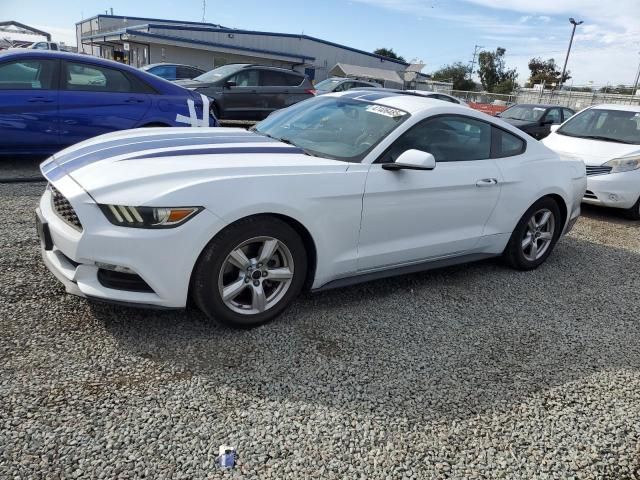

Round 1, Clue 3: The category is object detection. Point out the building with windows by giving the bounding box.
[75,14,409,83]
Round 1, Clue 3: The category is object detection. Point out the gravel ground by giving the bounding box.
[1,179,640,479]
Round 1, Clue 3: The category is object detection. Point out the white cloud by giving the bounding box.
[32,25,77,46]
[353,0,640,84]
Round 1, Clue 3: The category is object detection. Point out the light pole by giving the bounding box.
[633,53,640,96]
[558,18,583,90]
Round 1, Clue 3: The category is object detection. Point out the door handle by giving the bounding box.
[476,178,498,187]
[28,97,54,103]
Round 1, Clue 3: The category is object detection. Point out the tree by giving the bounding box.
[477,47,518,93]
[526,57,570,88]
[431,62,476,91]
[373,48,406,63]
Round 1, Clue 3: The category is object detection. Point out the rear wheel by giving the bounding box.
[622,196,640,220]
[192,216,307,328]
[503,198,562,270]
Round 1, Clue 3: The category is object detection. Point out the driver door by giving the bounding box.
[358,115,502,271]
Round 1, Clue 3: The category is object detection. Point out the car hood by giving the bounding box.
[500,118,537,129]
[40,127,349,205]
[173,79,213,90]
[542,132,640,166]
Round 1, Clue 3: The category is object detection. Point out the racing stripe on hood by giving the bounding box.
[42,131,276,181]
[122,145,304,160]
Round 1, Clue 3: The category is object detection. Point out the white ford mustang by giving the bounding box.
[37,91,586,327]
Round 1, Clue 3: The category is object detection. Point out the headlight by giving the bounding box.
[603,155,640,173]
[99,205,202,228]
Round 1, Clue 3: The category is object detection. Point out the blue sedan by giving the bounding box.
[0,50,218,156]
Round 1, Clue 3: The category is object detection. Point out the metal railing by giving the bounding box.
[515,88,640,110]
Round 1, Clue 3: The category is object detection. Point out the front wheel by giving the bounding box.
[622,196,640,220]
[503,198,562,270]
[192,216,307,328]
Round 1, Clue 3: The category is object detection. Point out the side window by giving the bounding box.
[545,108,562,124]
[177,66,200,79]
[150,65,176,79]
[0,59,56,90]
[65,62,135,93]
[492,127,526,158]
[33,42,48,50]
[284,73,303,86]
[562,108,574,121]
[260,70,288,87]
[380,115,491,163]
[334,81,350,92]
[229,69,259,87]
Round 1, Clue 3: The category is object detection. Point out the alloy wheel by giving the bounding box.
[218,236,294,315]
[521,208,555,262]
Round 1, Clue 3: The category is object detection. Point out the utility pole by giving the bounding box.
[202,0,206,22]
[468,44,484,80]
[558,18,583,90]
[633,53,640,96]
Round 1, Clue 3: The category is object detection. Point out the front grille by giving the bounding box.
[586,165,612,176]
[584,190,598,200]
[50,185,83,231]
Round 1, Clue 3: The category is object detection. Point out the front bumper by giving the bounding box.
[37,179,225,308]
[583,169,640,209]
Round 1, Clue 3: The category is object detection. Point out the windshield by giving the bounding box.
[501,105,546,122]
[557,108,640,144]
[314,78,342,91]
[253,96,410,162]
[194,64,243,83]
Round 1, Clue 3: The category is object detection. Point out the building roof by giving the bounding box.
[329,63,404,84]
[78,15,410,67]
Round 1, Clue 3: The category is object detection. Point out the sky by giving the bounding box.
[3,0,640,86]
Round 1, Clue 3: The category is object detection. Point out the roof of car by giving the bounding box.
[331,89,469,114]
[510,103,571,109]
[142,63,204,69]
[590,103,640,113]
[0,49,139,71]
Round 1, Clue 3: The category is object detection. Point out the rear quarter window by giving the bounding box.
[492,127,526,158]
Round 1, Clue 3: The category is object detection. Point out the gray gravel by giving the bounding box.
[1,181,640,479]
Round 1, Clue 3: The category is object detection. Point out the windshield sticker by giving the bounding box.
[366,105,405,118]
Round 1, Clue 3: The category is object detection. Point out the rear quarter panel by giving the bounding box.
[489,141,586,238]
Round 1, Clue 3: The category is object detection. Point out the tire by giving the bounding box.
[503,197,563,270]
[622,196,640,220]
[192,216,307,328]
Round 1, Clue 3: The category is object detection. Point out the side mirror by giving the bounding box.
[541,118,554,126]
[550,124,560,133]
[224,80,237,89]
[382,149,436,171]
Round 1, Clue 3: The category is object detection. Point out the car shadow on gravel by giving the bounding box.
[581,204,640,227]
[93,235,640,422]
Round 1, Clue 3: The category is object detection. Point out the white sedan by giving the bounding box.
[37,91,586,327]
[543,104,640,220]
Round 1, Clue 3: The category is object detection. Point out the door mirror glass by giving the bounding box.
[383,149,436,171]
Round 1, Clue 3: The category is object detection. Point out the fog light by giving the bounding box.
[95,262,135,274]
[608,193,619,201]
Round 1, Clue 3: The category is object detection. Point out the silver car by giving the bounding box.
[314,77,381,94]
